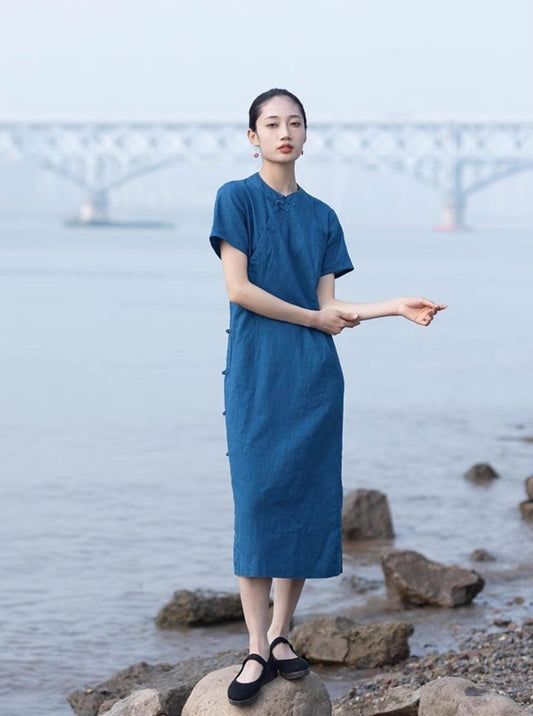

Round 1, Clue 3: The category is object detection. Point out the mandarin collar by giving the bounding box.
[252,172,304,206]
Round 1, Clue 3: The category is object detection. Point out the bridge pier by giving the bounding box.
[435,160,469,231]
[436,195,467,232]
[78,190,110,225]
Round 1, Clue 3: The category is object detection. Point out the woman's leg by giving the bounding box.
[236,576,272,682]
[268,578,306,659]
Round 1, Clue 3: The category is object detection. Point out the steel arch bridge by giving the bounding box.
[1,121,532,229]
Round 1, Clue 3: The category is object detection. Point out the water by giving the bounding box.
[1,215,532,715]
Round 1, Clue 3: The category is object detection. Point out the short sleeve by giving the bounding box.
[209,182,250,258]
[321,209,354,278]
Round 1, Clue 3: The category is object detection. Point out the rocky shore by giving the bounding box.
[68,478,533,714]
[330,621,533,713]
[69,621,533,714]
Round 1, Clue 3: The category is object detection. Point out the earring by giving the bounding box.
[253,148,260,158]
[301,149,304,156]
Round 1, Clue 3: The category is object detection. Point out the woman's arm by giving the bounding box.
[220,241,360,335]
[316,274,447,326]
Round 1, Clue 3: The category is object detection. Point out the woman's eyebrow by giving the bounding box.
[263,114,302,120]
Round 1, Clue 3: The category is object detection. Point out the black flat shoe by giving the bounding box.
[269,636,310,680]
[227,653,277,706]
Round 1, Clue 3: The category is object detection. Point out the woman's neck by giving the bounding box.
[259,162,298,196]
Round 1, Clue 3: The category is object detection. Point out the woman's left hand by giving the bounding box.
[397,297,447,326]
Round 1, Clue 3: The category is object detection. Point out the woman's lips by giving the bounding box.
[278,145,294,154]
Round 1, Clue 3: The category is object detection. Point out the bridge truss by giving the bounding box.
[0,121,532,228]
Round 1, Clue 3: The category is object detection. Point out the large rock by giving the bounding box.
[380,549,484,608]
[464,463,499,484]
[67,651,246,716]
[342,489,394,540]
[519,500,533,519]
[155,589,243,627]
[525,475,533,500]
[418,676,528,715]
[182,666,331,715]
[333,684,420,715]
[291,616,413,667]
[99,689,165,716]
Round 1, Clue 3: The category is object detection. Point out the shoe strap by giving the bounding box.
[243,653,267,667]
[270,636,292,652]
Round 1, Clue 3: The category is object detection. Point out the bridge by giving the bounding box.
[1,121,532,229]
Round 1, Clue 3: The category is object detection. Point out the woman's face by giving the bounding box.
[248,95,307,164]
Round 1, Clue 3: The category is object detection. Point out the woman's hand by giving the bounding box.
[312,308,360,335]
[396,297,447,326]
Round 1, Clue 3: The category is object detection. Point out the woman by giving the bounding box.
[210,88,446,706]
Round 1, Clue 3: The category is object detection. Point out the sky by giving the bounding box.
[1,0,533,122]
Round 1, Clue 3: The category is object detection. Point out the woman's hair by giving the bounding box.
[248,89,308,132]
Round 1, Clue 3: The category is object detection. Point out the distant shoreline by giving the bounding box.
[64,218,174,229]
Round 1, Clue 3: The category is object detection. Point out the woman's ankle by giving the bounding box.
[249,638,269,659]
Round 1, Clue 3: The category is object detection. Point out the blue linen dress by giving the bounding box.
[210,172,353,579]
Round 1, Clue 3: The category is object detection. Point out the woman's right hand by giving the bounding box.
[312,308,360,335]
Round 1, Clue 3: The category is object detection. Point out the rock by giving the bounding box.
[522,617,533,635]
[464,462,499,484]
[470,548,496,562]
[525,475,533,499]
[67,651,247,716]
[507,596,524,605]
[342,489,394,540]
[380,549,484,608]
[333,684,419,715]
[519,500,533,519]
[182,666,331,715]
[99,689,165,716]
[291,616,413,667]
[418,676,528,715]
[506,596,524,606]
[155,589,243,627]
[342,574,382,593]
[494,618,512,627]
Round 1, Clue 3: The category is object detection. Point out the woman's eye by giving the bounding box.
[291,121,301,127]
[266,123,277,128]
